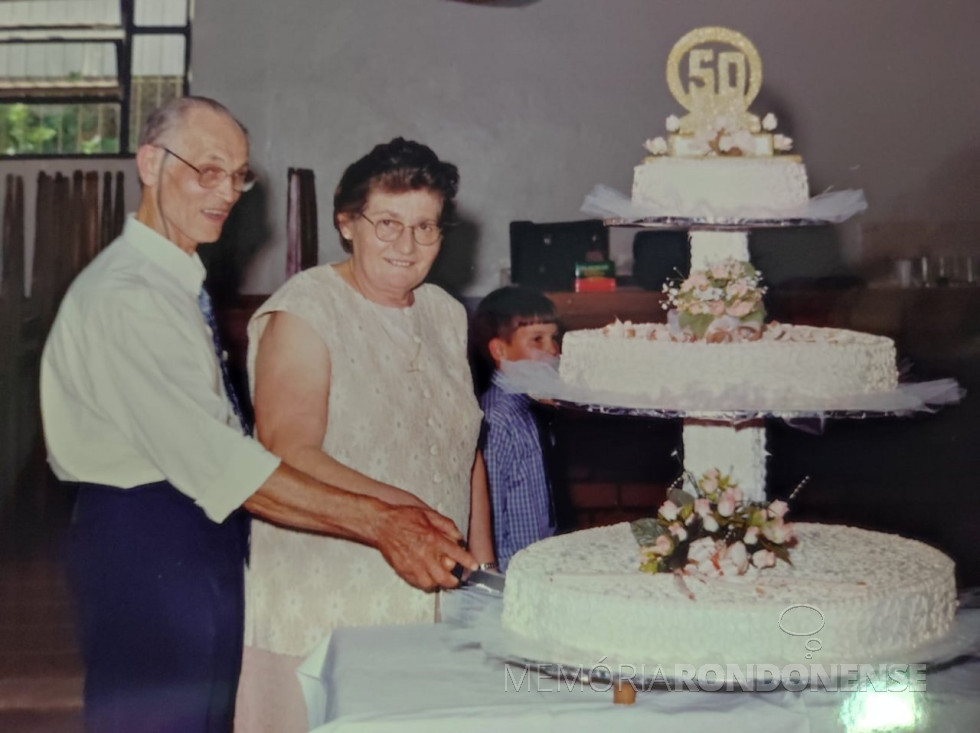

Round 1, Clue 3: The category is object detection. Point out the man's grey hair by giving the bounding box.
[137,95,249,147]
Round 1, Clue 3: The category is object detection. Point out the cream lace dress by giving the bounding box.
[242,263,483,656]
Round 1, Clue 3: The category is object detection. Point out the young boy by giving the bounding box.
[471,286,562,571]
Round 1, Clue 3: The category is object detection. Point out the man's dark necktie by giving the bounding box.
[198,286,251,435]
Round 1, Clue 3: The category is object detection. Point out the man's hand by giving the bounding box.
[374,504,477,591]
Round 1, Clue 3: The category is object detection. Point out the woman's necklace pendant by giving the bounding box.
[406,333,423,373]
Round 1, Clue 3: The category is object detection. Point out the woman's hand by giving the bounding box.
[374,504,476,591]
[247,463,472,590]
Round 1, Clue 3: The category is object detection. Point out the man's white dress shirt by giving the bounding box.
[41,216,280,522]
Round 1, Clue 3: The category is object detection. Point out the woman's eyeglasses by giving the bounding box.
[358,212,443,246]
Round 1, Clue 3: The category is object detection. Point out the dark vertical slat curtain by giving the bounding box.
[1,175,26,510]
[286,167,318,277]
[113,172,125,240]
[0,170,125,517]
[82,172,101,265]
[101,172,114,250]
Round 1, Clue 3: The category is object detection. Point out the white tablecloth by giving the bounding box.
[300,590,980,733]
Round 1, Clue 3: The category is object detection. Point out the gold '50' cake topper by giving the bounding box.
[666,26,763,136]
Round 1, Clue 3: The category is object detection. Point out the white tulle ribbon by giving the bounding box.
[804,188,868,222]
[580,184,867,224]
[498,359,964,423]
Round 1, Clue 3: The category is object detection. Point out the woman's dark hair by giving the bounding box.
[333,137,459,252]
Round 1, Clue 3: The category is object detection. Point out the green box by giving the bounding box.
[575,260,616,279]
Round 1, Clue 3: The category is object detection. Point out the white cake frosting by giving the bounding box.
[558,322,898,403]
[632,156,810,219]
[502,522,957,666]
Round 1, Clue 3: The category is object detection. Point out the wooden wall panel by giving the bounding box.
[0,170,123,518]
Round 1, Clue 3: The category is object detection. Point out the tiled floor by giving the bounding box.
[0,478,84,732]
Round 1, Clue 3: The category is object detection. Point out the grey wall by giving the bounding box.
[185,0,979,295]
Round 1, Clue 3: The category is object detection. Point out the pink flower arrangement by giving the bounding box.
[634,469,796,578]
[662,258,767,342]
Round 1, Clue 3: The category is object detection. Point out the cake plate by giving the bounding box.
[541,394,959,423]
[602,214,835,230]
[450,586,980,704]
[492,611,980,704]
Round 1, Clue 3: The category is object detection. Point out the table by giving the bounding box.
[300,590,980,733]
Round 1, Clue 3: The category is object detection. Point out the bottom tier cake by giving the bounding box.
[502,522,956,667]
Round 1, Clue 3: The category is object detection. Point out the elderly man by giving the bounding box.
[40,96,475,732]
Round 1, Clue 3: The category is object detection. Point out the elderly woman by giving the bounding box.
[235,138,494,731]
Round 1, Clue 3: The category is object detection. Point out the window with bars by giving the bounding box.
[0,0,191,157]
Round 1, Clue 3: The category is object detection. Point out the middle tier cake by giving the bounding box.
[558,320,898,402]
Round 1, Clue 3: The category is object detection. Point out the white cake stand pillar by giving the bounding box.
[688,230,750,270]
[682,229,768,502]
[682,419,768,502]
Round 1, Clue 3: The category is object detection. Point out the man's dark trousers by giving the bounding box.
[66,481,249,733]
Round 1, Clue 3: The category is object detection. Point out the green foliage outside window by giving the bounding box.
[1,102,121,156]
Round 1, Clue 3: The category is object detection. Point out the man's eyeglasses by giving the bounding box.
[160,146,256,193]
[358,212,443,246]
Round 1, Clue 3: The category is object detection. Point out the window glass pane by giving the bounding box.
[129,77,183,152]
[132,34,185,76]
[134,0,189,27]
[0,42,118,88]
[0,102,121,155]
[0,0,121,27]
[0,1,190,156]
[129,35,186,152]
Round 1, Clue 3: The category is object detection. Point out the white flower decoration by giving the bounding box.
[644,137,669,155]
[658,499,680,521]
[665,115,680,132]
[762,113,778,131]
[668,522,688,542]
[688,132,711,156]
[733,130,756,154]
[773,134,794,152]
[751,548,776,569]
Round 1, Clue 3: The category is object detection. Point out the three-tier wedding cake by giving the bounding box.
[501,26,958,670]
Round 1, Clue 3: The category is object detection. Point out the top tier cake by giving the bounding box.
[632,27,810,219]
